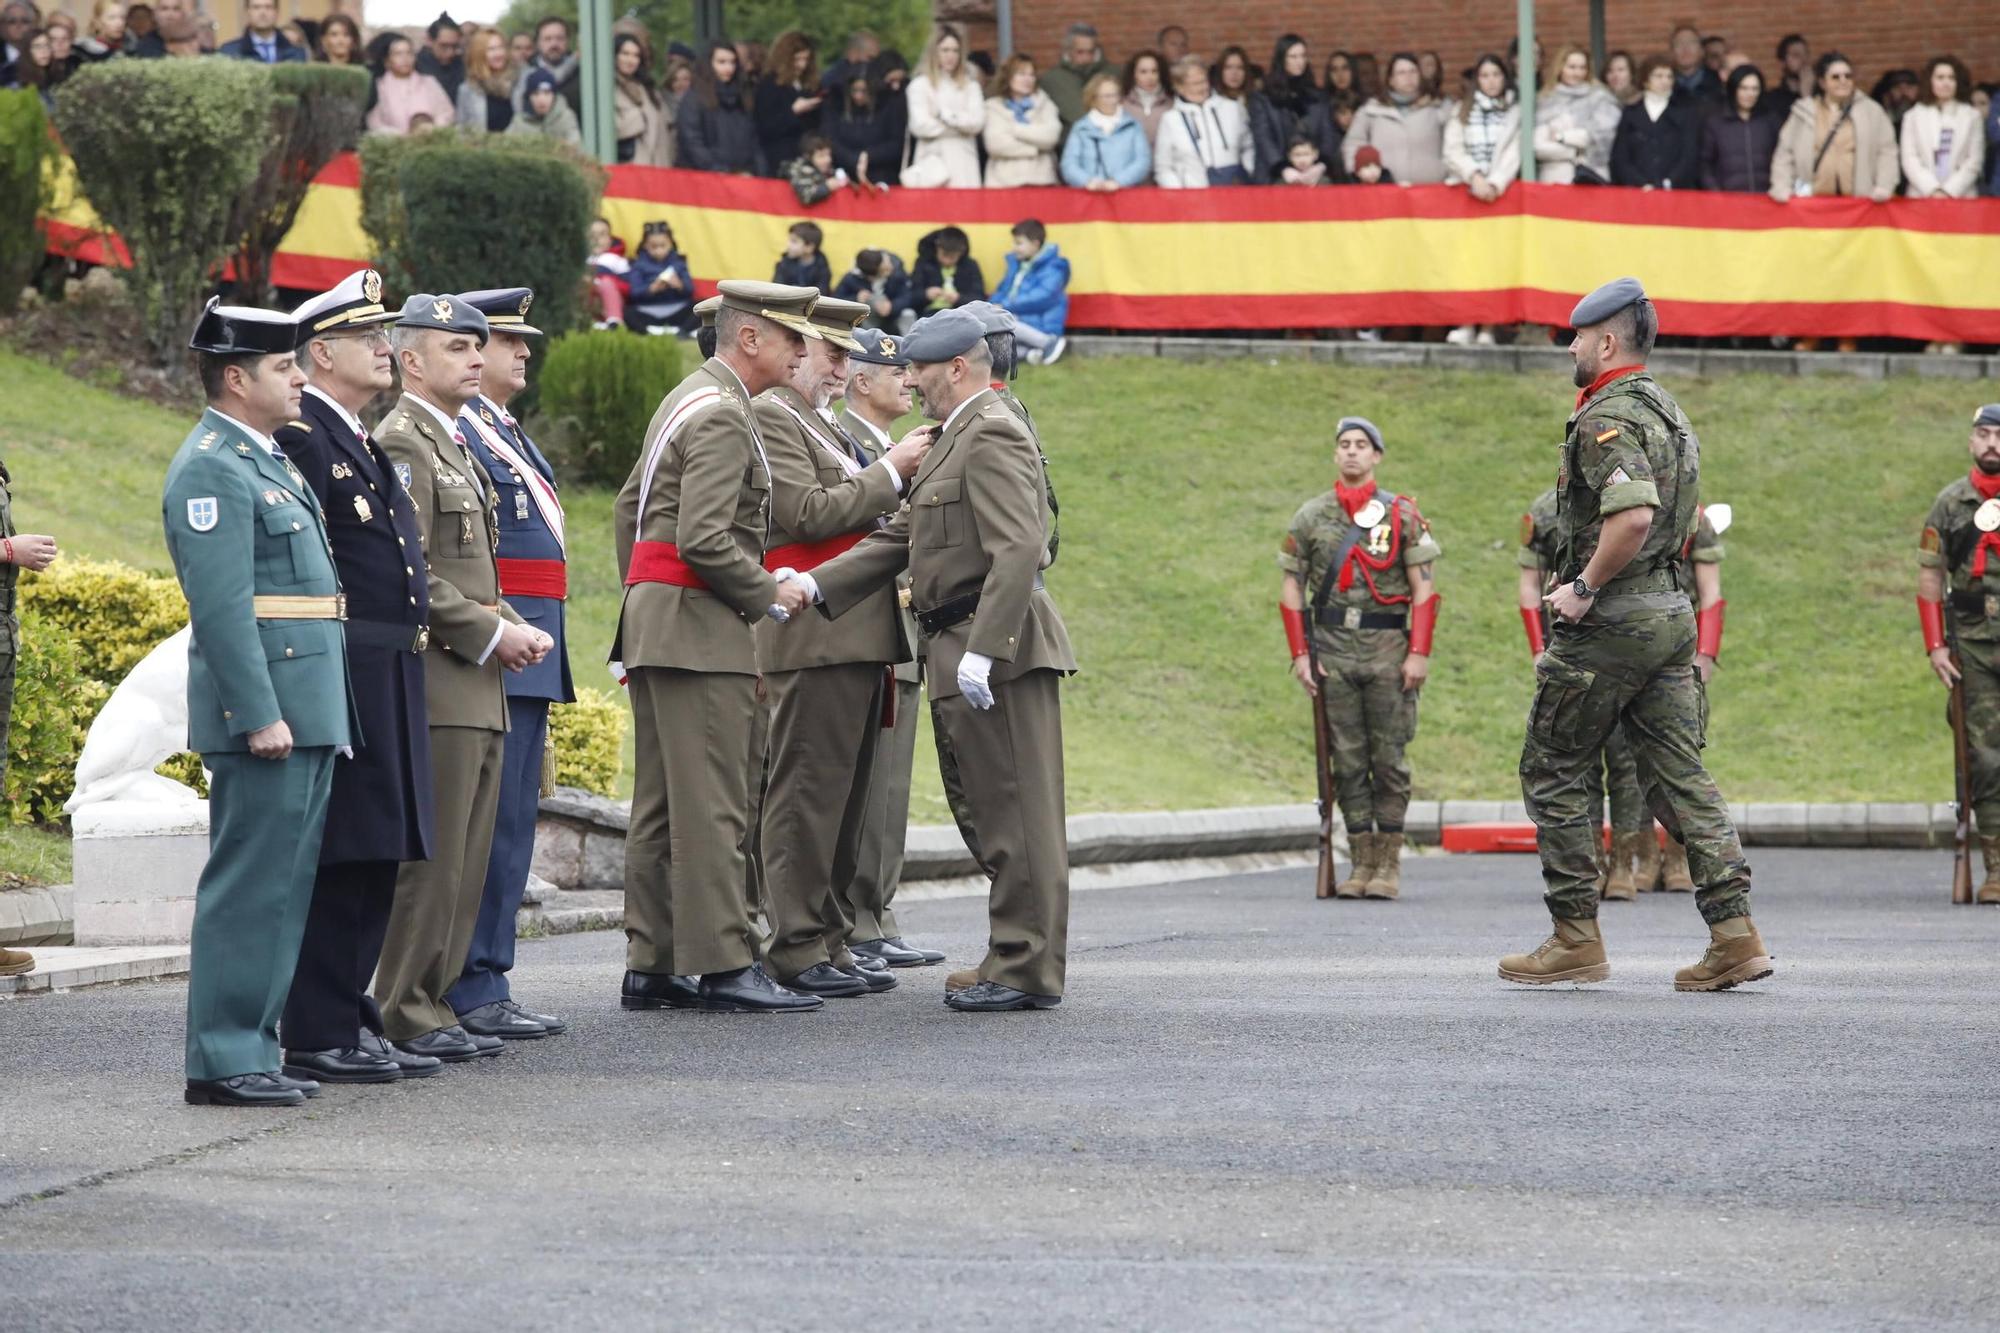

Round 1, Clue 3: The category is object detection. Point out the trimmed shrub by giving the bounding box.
[5,610,109,824]
[548,687,624,797]
[0,90,54,316]
[20,558,187,684]
[226,64,371,308]
[52,60,273,366]
[536,330,689,486]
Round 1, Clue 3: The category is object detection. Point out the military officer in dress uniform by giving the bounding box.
[1278,416,1440,900]
[0,448,58,980]
[447,287,574,1040]
[1503,277,1771,991]
[1918,402,2000,903]
[276,270,441,1084]
[374,294,552,1063]
[613,280,823,1014]
[753,295,931,998]
[791,308,1077,1012]
[166,298,356,1106]
[836,328,946,969]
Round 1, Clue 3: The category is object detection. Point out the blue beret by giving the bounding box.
[1570,276,1647,329]
[849,327,910,367]
[959,300,1017,336]
[1978,404,2000,430]
[396,293,489,345]
[900,308,986,363]
[1335,415,1384,453]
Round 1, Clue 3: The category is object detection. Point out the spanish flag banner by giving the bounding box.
[42,153,2000,342]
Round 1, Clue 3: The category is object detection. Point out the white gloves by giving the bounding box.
[958,651,995,710]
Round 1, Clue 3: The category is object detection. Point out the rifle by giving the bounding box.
[1948,626,1974,904]
[1311,668,1336,899]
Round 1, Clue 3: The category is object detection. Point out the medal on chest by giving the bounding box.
[1975,499,2000,533]
[1352,498,1386,529]
[515,490,530,522]
[353,494,373,523]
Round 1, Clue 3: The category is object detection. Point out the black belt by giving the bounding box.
[915,575,1044,637]
[1315,607,1407,631]
[1951,591,1990,618]
[0,587,13,614]
[344,619,429,653]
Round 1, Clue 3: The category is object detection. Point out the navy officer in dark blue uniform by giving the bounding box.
[446,287,574,1038]
[276,270,442,1083]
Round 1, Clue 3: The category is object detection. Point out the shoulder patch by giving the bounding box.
[1921,526,1942,554]
[1595,426,1620,444]
[1606,465,1632,485]
[185,497,219,532]
[1282,534,1298,555]
[1519,513,1536,546]
[395,462,413,489]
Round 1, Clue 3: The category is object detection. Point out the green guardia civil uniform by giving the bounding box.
[1279,489,1440,834]
[0,457,18,788]
[1521,487,1645,836]
[1520,370,1752,924]
[163,408,355,1081]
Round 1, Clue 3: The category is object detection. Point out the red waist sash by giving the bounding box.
[762,530,866,573]
[496,557,567,599]
[626,540,708,590]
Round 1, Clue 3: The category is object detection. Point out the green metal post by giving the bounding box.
[1589,0,1606,80]
[1517,0,1537,182]
[577,0,615,163]
[693,0,725,51]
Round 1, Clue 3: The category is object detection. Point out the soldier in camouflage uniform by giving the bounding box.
[1280,416,1441,900]
[1917,402,2000,905]
[1501,277,1772,992]
[0,455,58,978]
[1518,487,1650,900]
[1653,505,1728,891]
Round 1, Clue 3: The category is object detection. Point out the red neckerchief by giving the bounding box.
[1575,363,1647,411]
[990,380,1006,391]
[1330,480,1405,599]
[1970,468,2000,575]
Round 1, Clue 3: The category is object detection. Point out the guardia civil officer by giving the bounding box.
[836,328,947,968]
[1504,277,1772,991]
[1917,402,2000,903]
[1278,416,1440,899]
[447,287,574,1039]
[613,280,823,1014]
[276,271,440,1084]
[792,308,1077,1011]
[166,298,356,1106]
[753,295,930,997]
[373,295,552,1062]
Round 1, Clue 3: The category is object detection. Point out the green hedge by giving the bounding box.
[5,611,108,824]
[548,687,624,796]
[20,557,186,683]
[536,330,689,486]
[227,63,371,307]
[0,90,53,316]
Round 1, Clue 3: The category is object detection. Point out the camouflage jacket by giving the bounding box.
[1522,482,1721,602]
[1556,371,1699,622]
[1919,476,2000,643]
[1280,484,1441,657]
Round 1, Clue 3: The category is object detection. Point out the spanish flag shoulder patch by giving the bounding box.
[1594,426,1620,445]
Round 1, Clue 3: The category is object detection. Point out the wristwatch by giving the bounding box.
[1572,575,1601,600]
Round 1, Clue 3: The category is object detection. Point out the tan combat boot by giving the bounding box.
[1978,836,2000,905]
[1632,829,1663,892]
[1601,833,1638,901]
[1659,837,1695,892]
[1498,917,1609,985]
[0,947,32,977]
[1335,832,1376,899]
[945,968,979,992]
[1674,916,1774,991]
[1362,833,1404,900]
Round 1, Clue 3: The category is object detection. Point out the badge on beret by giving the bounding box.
[354,495,373,523]
[363,270,383,303]
[1519,513,1536,546]
[1352,499,1386,529]
[880,335,898,356]
[395,462,412,489]
[186,497,218,532]
[431,297,453,322]
[1976,500,2000,533]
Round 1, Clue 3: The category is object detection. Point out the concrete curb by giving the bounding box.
[1064,334,2000,381]
[0,884,74,947]
[0,944,188,995]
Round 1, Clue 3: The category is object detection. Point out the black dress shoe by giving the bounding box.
[838,963,898,993]
[621,970,702,1011]
[283,1046,403,1084]
[847,952,890,973]
[852,937,931,968]
[700,964,825,1012]
[359,1031,443,1078]
[944,981,1061,1011]
[458,1000,547,1040]
[501,998,567,1034]
[455,1026,505,1057]
[779,962,870,998]
[886,936,947,965]
[270,1070,321,1098]
[184,1072,305,1107]
[395,1027,482,1063]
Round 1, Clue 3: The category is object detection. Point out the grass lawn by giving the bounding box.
[0,345,1973,822]
[0,823,73,887]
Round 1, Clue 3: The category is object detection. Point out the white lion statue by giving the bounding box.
[65,624,204,812]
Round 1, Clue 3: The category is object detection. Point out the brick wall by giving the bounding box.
[978,2,1998,91]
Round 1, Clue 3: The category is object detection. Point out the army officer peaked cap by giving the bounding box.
[1569,276,1647,329]
[188,296,298,355]
[395,292,489,346]
[716,279,822,339]
[291,269,398,340]
[694,294,724,329]
[900,307,986,364]
[456,287,544,336]
[807,295,870,351]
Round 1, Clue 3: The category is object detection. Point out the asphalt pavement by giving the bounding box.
[2,848,1997,1332]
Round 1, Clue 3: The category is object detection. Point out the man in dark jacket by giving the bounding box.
[512,15,580,116]
[218,0,303,62]
[417,13,464,103]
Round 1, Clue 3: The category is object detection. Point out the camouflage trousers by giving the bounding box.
[1591,724,1649,832]
[1956,641,2000,831]
[1315,650,1419,833]
[1519,608,1751,923]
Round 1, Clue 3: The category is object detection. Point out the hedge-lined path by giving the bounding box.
[3,849,1995,1329]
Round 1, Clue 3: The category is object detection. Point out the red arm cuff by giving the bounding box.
[1520,606,1546,657]
[1282,603,1310,659]
[1409,594,1440,656]
[1695,599,1726,659]
[1919,597,1947,654]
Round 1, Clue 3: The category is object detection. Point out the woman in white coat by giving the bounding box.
[1900,56,1985,198]
[1153,54,1255,188]
[1534,44,1622,185]
[903,24,984,188]
[1442,55,1521,347]
[982,53,1062,187]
